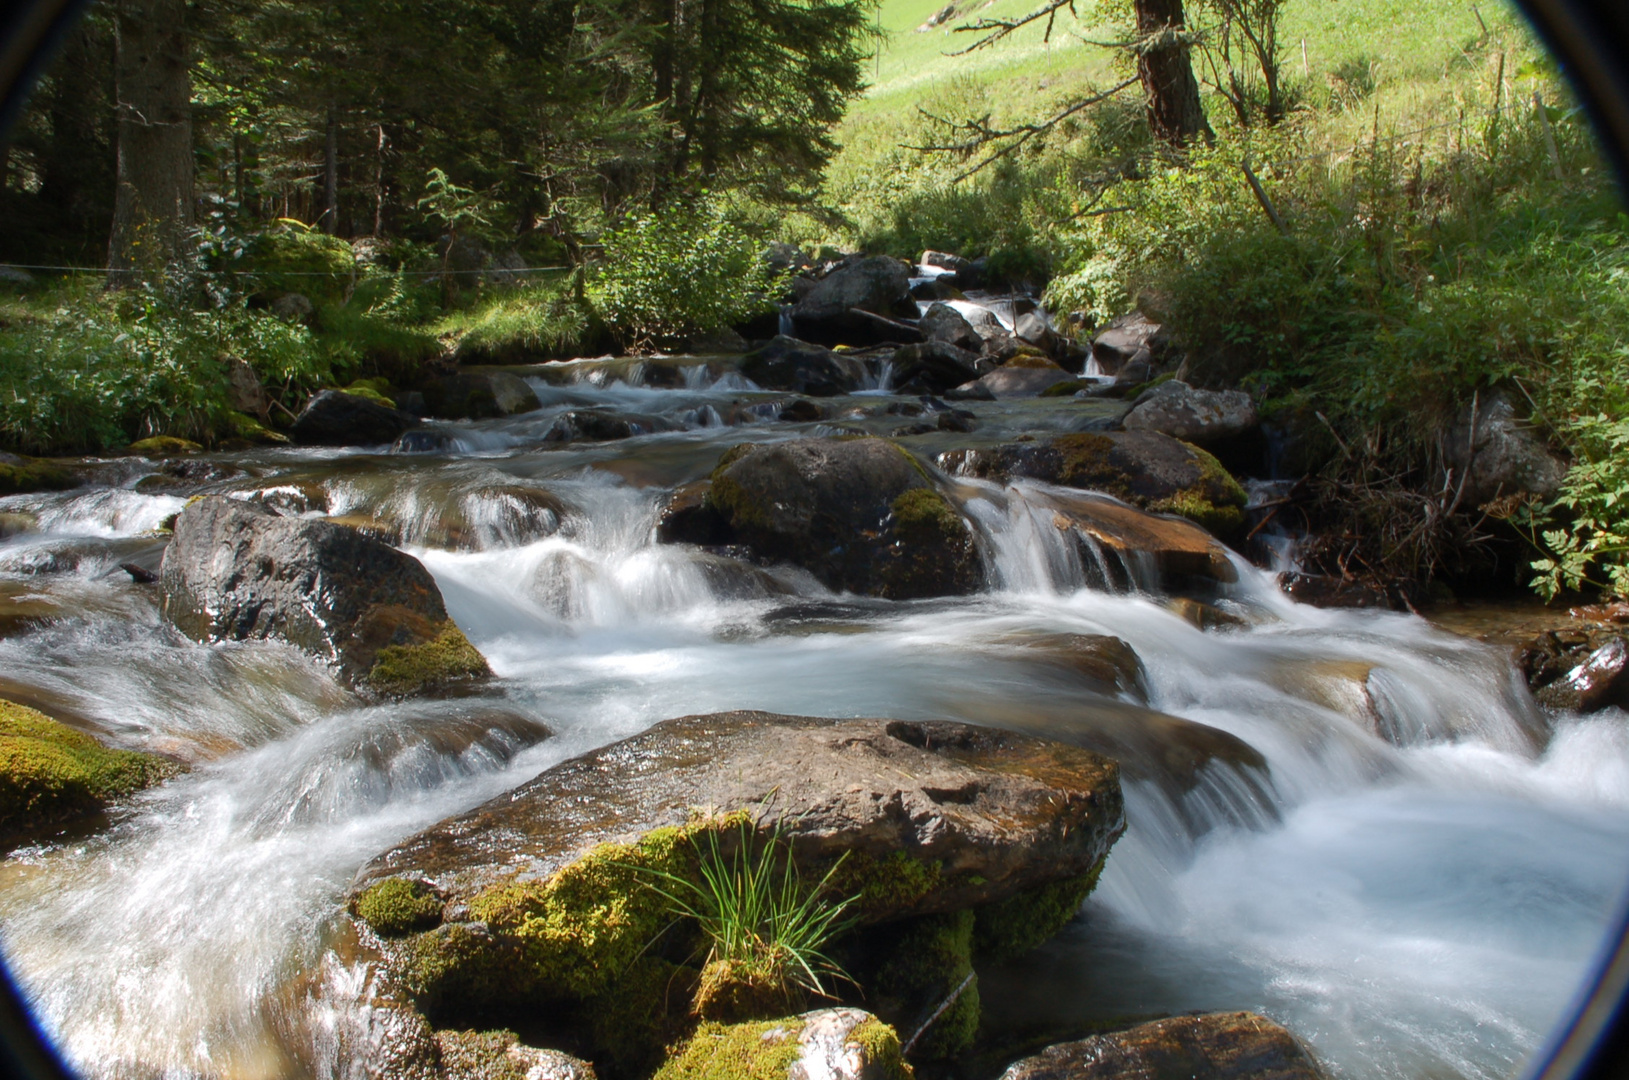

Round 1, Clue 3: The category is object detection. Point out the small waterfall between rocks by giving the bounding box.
[0,360,1624,1080]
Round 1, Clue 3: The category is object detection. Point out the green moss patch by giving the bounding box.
[0,698,178,833]
[972,862,1103,962]
[828,851,941,920]
[367,621,491,697]
[0,458,76,497]
[354,877,445,937]
[127,436,202,456]
[1150,490,1246,538]
[872,910,977,1059]
[653,1019,805,1080]
[879,489,978,600]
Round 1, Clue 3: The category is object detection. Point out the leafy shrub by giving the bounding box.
[593,200,780,351]
[240,220,357,302]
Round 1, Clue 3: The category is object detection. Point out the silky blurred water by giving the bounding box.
[0,364,1621,1080]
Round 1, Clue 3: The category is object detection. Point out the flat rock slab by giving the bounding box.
[1048,491,1238,587]
[999,1012,1327,1080]
[357,711,1123,916]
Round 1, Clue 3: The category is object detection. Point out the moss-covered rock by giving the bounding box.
[703,438,980,598]
[435,1029,597,1080]
[939,430,1247,540]
[972,864,1102,962]
[0,455,77,497]
[354,877,445,937]
[368,621,492,697]
[127,436,203,456]
[0,698,179,835]
[871,910,978,1059]
[654,1010,912,1080]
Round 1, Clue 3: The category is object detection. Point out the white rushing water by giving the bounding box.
[0,376,1624,1080]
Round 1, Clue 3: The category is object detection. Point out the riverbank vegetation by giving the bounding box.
[1,0,1625,601]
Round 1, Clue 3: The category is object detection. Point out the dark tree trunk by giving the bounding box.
[41,21,114,243]
[1135,0,1212,146]
[108,0,193,283]
[321,108,339,234]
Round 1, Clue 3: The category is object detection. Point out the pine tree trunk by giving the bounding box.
[322,109,340,234]
[1135,0,1212,146]
[108,0,193,284]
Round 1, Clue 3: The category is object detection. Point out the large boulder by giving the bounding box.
[350,711,1123,1069]
[704,437,980,598]
[739,336,869,397]
[1091,312,1166,374]
[292,390,419,447]
[1443,393,1567,506]
[655,1010,909,1080]
[1123,381,1258,445]
[1534,636,1629,712]
[420,373,541,420]
[0,453,78,497]
[939,430,1248,537]
[160,497,489,696]
[956,354,1076,399]
[920,302,983,353]
[999,1012,1328,1080]
[892,341,980,395]
[791,257,921,347]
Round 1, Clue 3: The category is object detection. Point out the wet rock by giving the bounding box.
[0,697,180,840]
[160,496,489,696]
[892,340,980,395]
[705,437,979,598]
[762,242,814,277]
[543,409,672,443]
[395,429,459,454]
[1091,313,1166,375]
[351,711,1123,1060]
[1002,632,1149,700]
[999,1011,1328,1080]
[919,302,983,353]
[655,1010,908,1080]
[945,379,996,402]
[1047,491,1239,589]
[127,436,203,456]
[1123,381,1258,445]
[921,251,971,272]
[133,457,247,495]
[0,454,77,497]
[1277,572,1416,612]
[959,355,1075,399]
[791,257,922,347]
[421,372,540,420]
[778,397,824,422]
[1169,597,1248,630]
[657,482,733,546]
[1444,393,1568,506]
[0,512,37,540]
[436,1029,598,1080]
[292,390,419,447]
[740,336,869,397]
[939,430,1247,538]
[911,277,965,302]
[1535,636,1629,712]
[1014,311,1058,354]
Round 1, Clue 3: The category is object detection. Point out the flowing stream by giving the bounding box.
[0,357,1625,1080]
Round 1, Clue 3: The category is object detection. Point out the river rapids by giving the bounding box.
[0,355,1624,1080]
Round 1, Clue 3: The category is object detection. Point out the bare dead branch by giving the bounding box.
[947,0,1075,55]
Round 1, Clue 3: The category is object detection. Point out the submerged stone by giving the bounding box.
[999,1011,1328,1080]
[159,496,489,696]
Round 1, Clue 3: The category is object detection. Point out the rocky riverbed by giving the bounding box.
[0,258,1624,1080]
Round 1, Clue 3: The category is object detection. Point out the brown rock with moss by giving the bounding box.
[0,453,77,497]
[1046,490,1238,590]
[998,1011,1327,1080]
[0,698,179,838]
[940,430,1247,538]
[704,437,978,598]
[349,712,1122,1069]
[655,1009,911,1080]
[160,496,489,696]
